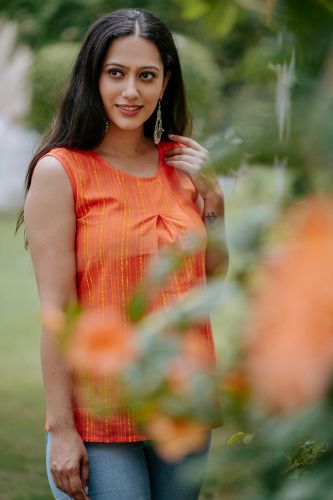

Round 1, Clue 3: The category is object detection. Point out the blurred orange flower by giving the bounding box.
[66,310,138,377]
[167,330,213,394]
[223,369,249,398]
[41,306,65,336]
[146,413,209,462]
[245,196,333,414]
[181,329,214,365]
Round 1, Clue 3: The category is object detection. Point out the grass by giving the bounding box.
[0,212,52,499]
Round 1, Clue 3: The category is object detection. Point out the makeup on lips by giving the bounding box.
[116,105,143,116]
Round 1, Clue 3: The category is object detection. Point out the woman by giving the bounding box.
[18,8,228,500]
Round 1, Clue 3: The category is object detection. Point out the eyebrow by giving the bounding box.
[104,62,160,71]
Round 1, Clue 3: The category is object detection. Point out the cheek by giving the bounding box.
[143,83,163,102]
[98,75,117,99]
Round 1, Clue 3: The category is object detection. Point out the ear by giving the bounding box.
[160,70,171,99]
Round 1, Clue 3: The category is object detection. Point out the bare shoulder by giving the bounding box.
[26,154,74,212]
[31,155,72,196]
[24,154,75,226]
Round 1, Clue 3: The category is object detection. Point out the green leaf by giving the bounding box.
[128,290,146,323]
[181,0,210,20]
[204,0,240,38]
[287,440,328,473]
[227,431,254,445]
[227,431,246,445]
[317,0,333,14]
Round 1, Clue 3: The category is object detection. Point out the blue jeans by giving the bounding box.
[46,431,211,500]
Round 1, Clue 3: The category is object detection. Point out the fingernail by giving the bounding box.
[168,134,174,138]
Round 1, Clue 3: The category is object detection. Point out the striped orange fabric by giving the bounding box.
[42,141,219,443]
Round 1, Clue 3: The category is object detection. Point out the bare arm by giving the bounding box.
[24,156,89,500]
[163,134,229,278]
[197,186,229,277]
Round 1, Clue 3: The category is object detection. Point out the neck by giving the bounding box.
[97,125,153,157]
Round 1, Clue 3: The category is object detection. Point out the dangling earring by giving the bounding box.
[104,120,109,135]
[154,99,164,145]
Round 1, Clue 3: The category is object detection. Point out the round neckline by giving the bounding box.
[89,142,162,181]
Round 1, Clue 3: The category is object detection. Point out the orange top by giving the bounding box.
[42,141,219,442]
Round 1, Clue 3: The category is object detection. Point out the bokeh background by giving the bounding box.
[1,0,333,498]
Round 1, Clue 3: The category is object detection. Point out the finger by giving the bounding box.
[168,134,203,152]
[73,488,89,500]
[50,466,66,494]
[53,471,71,496]
[81,454,90,490]
[164,147,197,157]
[163,160,193,175]
[76,488,89,500]
[68,472,88,500]
[165,154,200,166]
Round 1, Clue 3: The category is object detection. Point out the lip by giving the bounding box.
[116,104,143,116]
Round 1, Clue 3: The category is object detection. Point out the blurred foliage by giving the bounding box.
[0,214,49,496]
[0,0,181,49]
[28,42,78,132]
[207,170,333,498]
[2,0,333,180]
[174,34,223,138]
[179,0,333,188]
[287,440,328,475]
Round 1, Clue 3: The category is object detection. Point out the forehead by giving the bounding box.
[103,35,163,68]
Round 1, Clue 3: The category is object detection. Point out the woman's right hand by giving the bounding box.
[50,429,90,500]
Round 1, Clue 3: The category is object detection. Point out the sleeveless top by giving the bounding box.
[42,141,220,443]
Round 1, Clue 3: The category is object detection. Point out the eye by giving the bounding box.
[108,69,123,78]
[140,72,156,81]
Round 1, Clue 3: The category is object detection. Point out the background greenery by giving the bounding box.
[0,214,48,498]
[2,0,333,182]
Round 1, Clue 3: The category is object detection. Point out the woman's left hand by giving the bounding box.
[164,134,220,199]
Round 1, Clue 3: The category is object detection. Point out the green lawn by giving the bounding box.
[0,212,52,499]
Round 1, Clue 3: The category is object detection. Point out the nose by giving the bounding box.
[121,76,139,100]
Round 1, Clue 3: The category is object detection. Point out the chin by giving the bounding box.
[110,119,147,132]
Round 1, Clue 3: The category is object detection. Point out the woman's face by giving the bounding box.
[99,35,170,133]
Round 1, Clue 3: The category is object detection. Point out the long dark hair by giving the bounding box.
[16,8,191,239]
